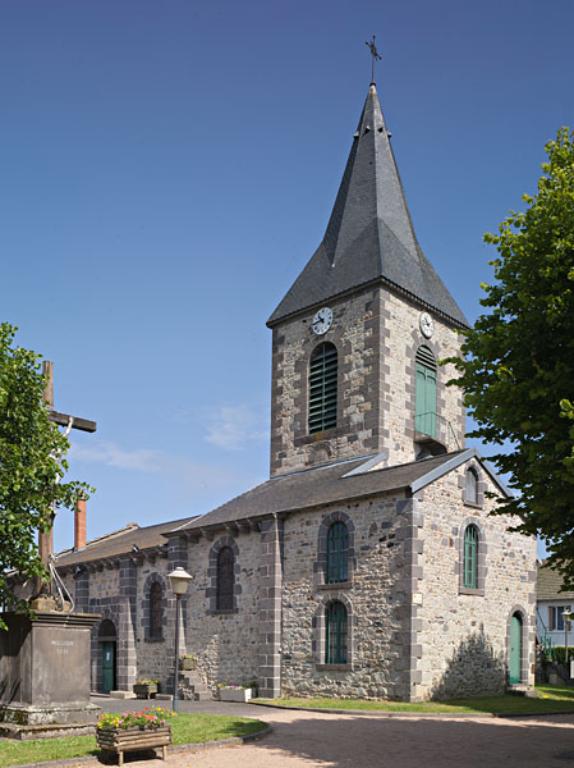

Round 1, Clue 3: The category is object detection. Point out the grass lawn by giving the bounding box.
[0,712,266,767]
[255,685,574,716]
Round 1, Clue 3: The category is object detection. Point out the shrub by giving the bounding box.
[548,646,574,666]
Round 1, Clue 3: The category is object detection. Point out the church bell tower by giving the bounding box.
[267,80,468,477]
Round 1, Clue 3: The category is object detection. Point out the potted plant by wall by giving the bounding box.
[180,653,198,671]
[133,679,160,699]
[97,707,173,765]
[217,681,257,703]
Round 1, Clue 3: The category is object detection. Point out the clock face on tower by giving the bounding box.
[311,307,333,336]
[419,311,434,339]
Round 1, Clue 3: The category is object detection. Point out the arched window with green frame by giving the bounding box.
[325,600,348,664]
[415,345,437,437]
[463,524,479,589]
[309,342,338,434]
[326,521,349,584]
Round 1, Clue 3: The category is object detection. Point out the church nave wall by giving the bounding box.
[415,462,536,699]
[184,530,262,694]
[280,493,415,700]
[134,561,172,689]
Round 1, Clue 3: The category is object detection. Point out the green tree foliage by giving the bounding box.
[0,323,92,621]
[447,128,574,585]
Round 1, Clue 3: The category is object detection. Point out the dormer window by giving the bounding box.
[465,468,479,505]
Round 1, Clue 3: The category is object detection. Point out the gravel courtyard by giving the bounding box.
[67,700,574,768]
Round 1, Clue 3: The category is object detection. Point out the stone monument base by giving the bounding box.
[0,610,101,740]
[0,716,98,741]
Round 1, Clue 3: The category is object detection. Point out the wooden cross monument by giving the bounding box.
[34,361,97,603]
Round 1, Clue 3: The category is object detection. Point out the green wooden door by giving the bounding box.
[101,641,116,694]
[509,614,522,684]
[415,362,437,437]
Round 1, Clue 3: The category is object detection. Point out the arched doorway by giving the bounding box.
[508,612,523,684]
[98,619,117,694]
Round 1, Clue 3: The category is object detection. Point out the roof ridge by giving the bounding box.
[56,523,140,557]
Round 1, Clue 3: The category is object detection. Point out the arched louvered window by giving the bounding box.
[216,546,235,611]
[463,524,479,589]
[415,345,437,438]
[326,522,349,584]
[149,582,163,640]
[309,342,338,434]
[465,468,479,505]
[325,601,348,664]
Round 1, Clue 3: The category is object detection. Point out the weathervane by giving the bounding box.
[365,34,382,83]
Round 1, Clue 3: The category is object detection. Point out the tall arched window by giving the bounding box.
[325,601,348,664]
[465,468,479,505]
[149,582,163,640]
[463,524,479,589]
[309,342,338,434]
[326,522,349,584]
[216,546,235,611]
[415,345,437,438]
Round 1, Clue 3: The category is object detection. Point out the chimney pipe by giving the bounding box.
[74,497,87,551]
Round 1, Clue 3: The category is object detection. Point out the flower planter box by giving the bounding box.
[133,683,158,699]
[97,725,171,766]
[219,686,254,703]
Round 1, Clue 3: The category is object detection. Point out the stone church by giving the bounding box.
[56,80,537,702]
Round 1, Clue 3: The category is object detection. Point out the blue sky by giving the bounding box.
[0,1,572,553]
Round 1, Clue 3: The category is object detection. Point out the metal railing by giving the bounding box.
[415,412,461,450]
[536,607,554,659]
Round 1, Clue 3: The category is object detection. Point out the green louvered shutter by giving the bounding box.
[309,343,338,434]
[463,525,479,589]
[415,346,437,437]
[325,601,348,664]
[326,522,349,584]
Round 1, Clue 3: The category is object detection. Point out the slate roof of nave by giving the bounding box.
[55,515,197,568]
[537,561,574,601]
[268,83,468,329]
[171,448,496,533]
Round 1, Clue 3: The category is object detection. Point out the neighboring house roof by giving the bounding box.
[55,516,196,568]
[267,83,468,329]
[171,448,490,533]
[537,561,574,600]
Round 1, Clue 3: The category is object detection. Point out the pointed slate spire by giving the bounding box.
[268,84,468,328]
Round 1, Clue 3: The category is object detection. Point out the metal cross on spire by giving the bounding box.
[365,34,382,84]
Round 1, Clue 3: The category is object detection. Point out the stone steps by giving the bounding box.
[175,669,212,702]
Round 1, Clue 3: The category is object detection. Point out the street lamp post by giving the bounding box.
[563,609,574,679]
[168,566,193,712]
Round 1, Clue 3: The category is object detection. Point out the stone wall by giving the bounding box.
[415,460,537,699]
[184,529,263,693]
[270,287,383,476]
[269,284,465,477]
[134,558,173,688]
[381,289,465,466]
[56,459,536,703]
[59,557,177,695]
[280,492,415,700]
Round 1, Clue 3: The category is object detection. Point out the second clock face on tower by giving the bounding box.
[311,307,333,335]
[419,311,434,339]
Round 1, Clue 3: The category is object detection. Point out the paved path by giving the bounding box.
[73,699,574,767]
